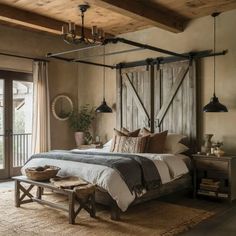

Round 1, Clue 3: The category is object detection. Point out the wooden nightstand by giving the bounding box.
[192,154,236,202]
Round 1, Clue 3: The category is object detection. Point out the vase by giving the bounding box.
[201,134,213,154]
[74,132,85,147]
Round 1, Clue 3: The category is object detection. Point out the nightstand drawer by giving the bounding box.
[195,159,228,173]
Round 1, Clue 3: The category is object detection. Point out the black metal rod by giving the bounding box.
[48,49,228,70]
[195,50,228,58]
[50,55,115,69]
[72,47,144,61]
[47,37,188,59]
[0,52,49,62]
[104,37,189,59]
[74,59,116,69]
[49,55,74,62]
[117,50,227,69]
[46,44,101,57]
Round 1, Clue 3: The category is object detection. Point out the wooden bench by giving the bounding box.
[12,176,96,224]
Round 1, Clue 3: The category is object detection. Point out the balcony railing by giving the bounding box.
[0,133,32,170]
[13,133,32,167]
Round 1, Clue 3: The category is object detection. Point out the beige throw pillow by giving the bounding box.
[113,135,149,153]
[140,128,168,153]
[164,133,187,154]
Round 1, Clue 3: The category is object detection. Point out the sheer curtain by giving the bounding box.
[32,60,51,154]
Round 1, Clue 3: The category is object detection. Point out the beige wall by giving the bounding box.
[78,9,236,153]
[0,25,78,149]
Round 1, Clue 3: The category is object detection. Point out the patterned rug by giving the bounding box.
[0,189,225,236]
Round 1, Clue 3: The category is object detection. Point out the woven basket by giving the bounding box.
[25,165,61,181]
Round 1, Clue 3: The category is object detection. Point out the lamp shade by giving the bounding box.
[203,94,228,112]
[95,99,112,113]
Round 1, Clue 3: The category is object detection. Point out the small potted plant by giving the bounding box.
[69,104,95,146]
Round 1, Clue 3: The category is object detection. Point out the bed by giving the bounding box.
[21,144,192,220]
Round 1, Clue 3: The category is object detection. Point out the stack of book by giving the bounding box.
[197,178,228,198]
[199,178,220,191]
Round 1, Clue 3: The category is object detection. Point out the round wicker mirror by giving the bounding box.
[52,95,73,121]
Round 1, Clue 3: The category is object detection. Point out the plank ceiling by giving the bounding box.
[0,0,236,36]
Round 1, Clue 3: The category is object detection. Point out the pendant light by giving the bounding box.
[95,46,112,113]
[203,12,228,112]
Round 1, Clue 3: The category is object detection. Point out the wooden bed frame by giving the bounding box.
[95,174,192,220]
[94,58,197,220]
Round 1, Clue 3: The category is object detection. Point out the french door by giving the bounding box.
[0,70,33,179]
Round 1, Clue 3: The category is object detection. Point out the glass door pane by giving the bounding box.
[12,80,33,169]
[0,80,4,171]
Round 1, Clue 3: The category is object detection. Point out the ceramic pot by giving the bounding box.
[74,132,85,147]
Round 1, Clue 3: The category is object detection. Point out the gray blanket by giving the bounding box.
[28,151,161,193]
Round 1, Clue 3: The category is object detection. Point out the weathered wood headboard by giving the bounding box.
[116,60,197,153]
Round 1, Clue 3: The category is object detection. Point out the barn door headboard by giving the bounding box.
[116,60,197,153]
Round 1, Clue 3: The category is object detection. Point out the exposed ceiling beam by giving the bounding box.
[0,3,113,39]
[88,0,186,33]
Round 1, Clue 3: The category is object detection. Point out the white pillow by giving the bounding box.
[164,133,188,154]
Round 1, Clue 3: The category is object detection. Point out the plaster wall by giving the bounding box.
[0,25,78,149]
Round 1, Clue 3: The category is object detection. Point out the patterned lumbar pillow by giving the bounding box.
[139,128,168,153]
[112,135,149,153]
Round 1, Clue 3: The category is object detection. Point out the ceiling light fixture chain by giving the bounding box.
[103,45,106,100]
[95,45,112,113]
[212,12,220,96]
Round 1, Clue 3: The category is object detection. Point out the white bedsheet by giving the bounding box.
[21,149,189,212]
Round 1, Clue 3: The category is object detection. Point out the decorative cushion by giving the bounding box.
[121,127,140,137]
[112,135,149,153]
[110,128,127,152]
[139,128,168,153]
[164,133,187,154]
[171,142,189,154]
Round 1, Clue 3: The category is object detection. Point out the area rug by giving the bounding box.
[0,189,225,236]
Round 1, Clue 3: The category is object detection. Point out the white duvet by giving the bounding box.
[21,148,189,212]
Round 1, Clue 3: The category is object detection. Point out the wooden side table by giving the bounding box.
[192,154,236,202]
[12,176,96,224]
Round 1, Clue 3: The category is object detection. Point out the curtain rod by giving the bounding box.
[0,52,49,62]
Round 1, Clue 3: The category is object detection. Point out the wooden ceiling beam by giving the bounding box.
[0,3,112,39]
[88,0,186,33]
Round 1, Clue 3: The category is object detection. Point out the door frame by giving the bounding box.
[0,70,33,179]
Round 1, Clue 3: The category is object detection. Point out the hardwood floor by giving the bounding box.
[181,205,236,236]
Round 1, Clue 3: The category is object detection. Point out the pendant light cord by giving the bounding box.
[213,15,216,97]
[103,45,105,101]
[81,10,85,39]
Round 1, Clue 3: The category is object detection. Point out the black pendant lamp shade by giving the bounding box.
[95,99,112,113]
[203,12,228,112]
[203,94,228,112]
[96,46,112,113]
